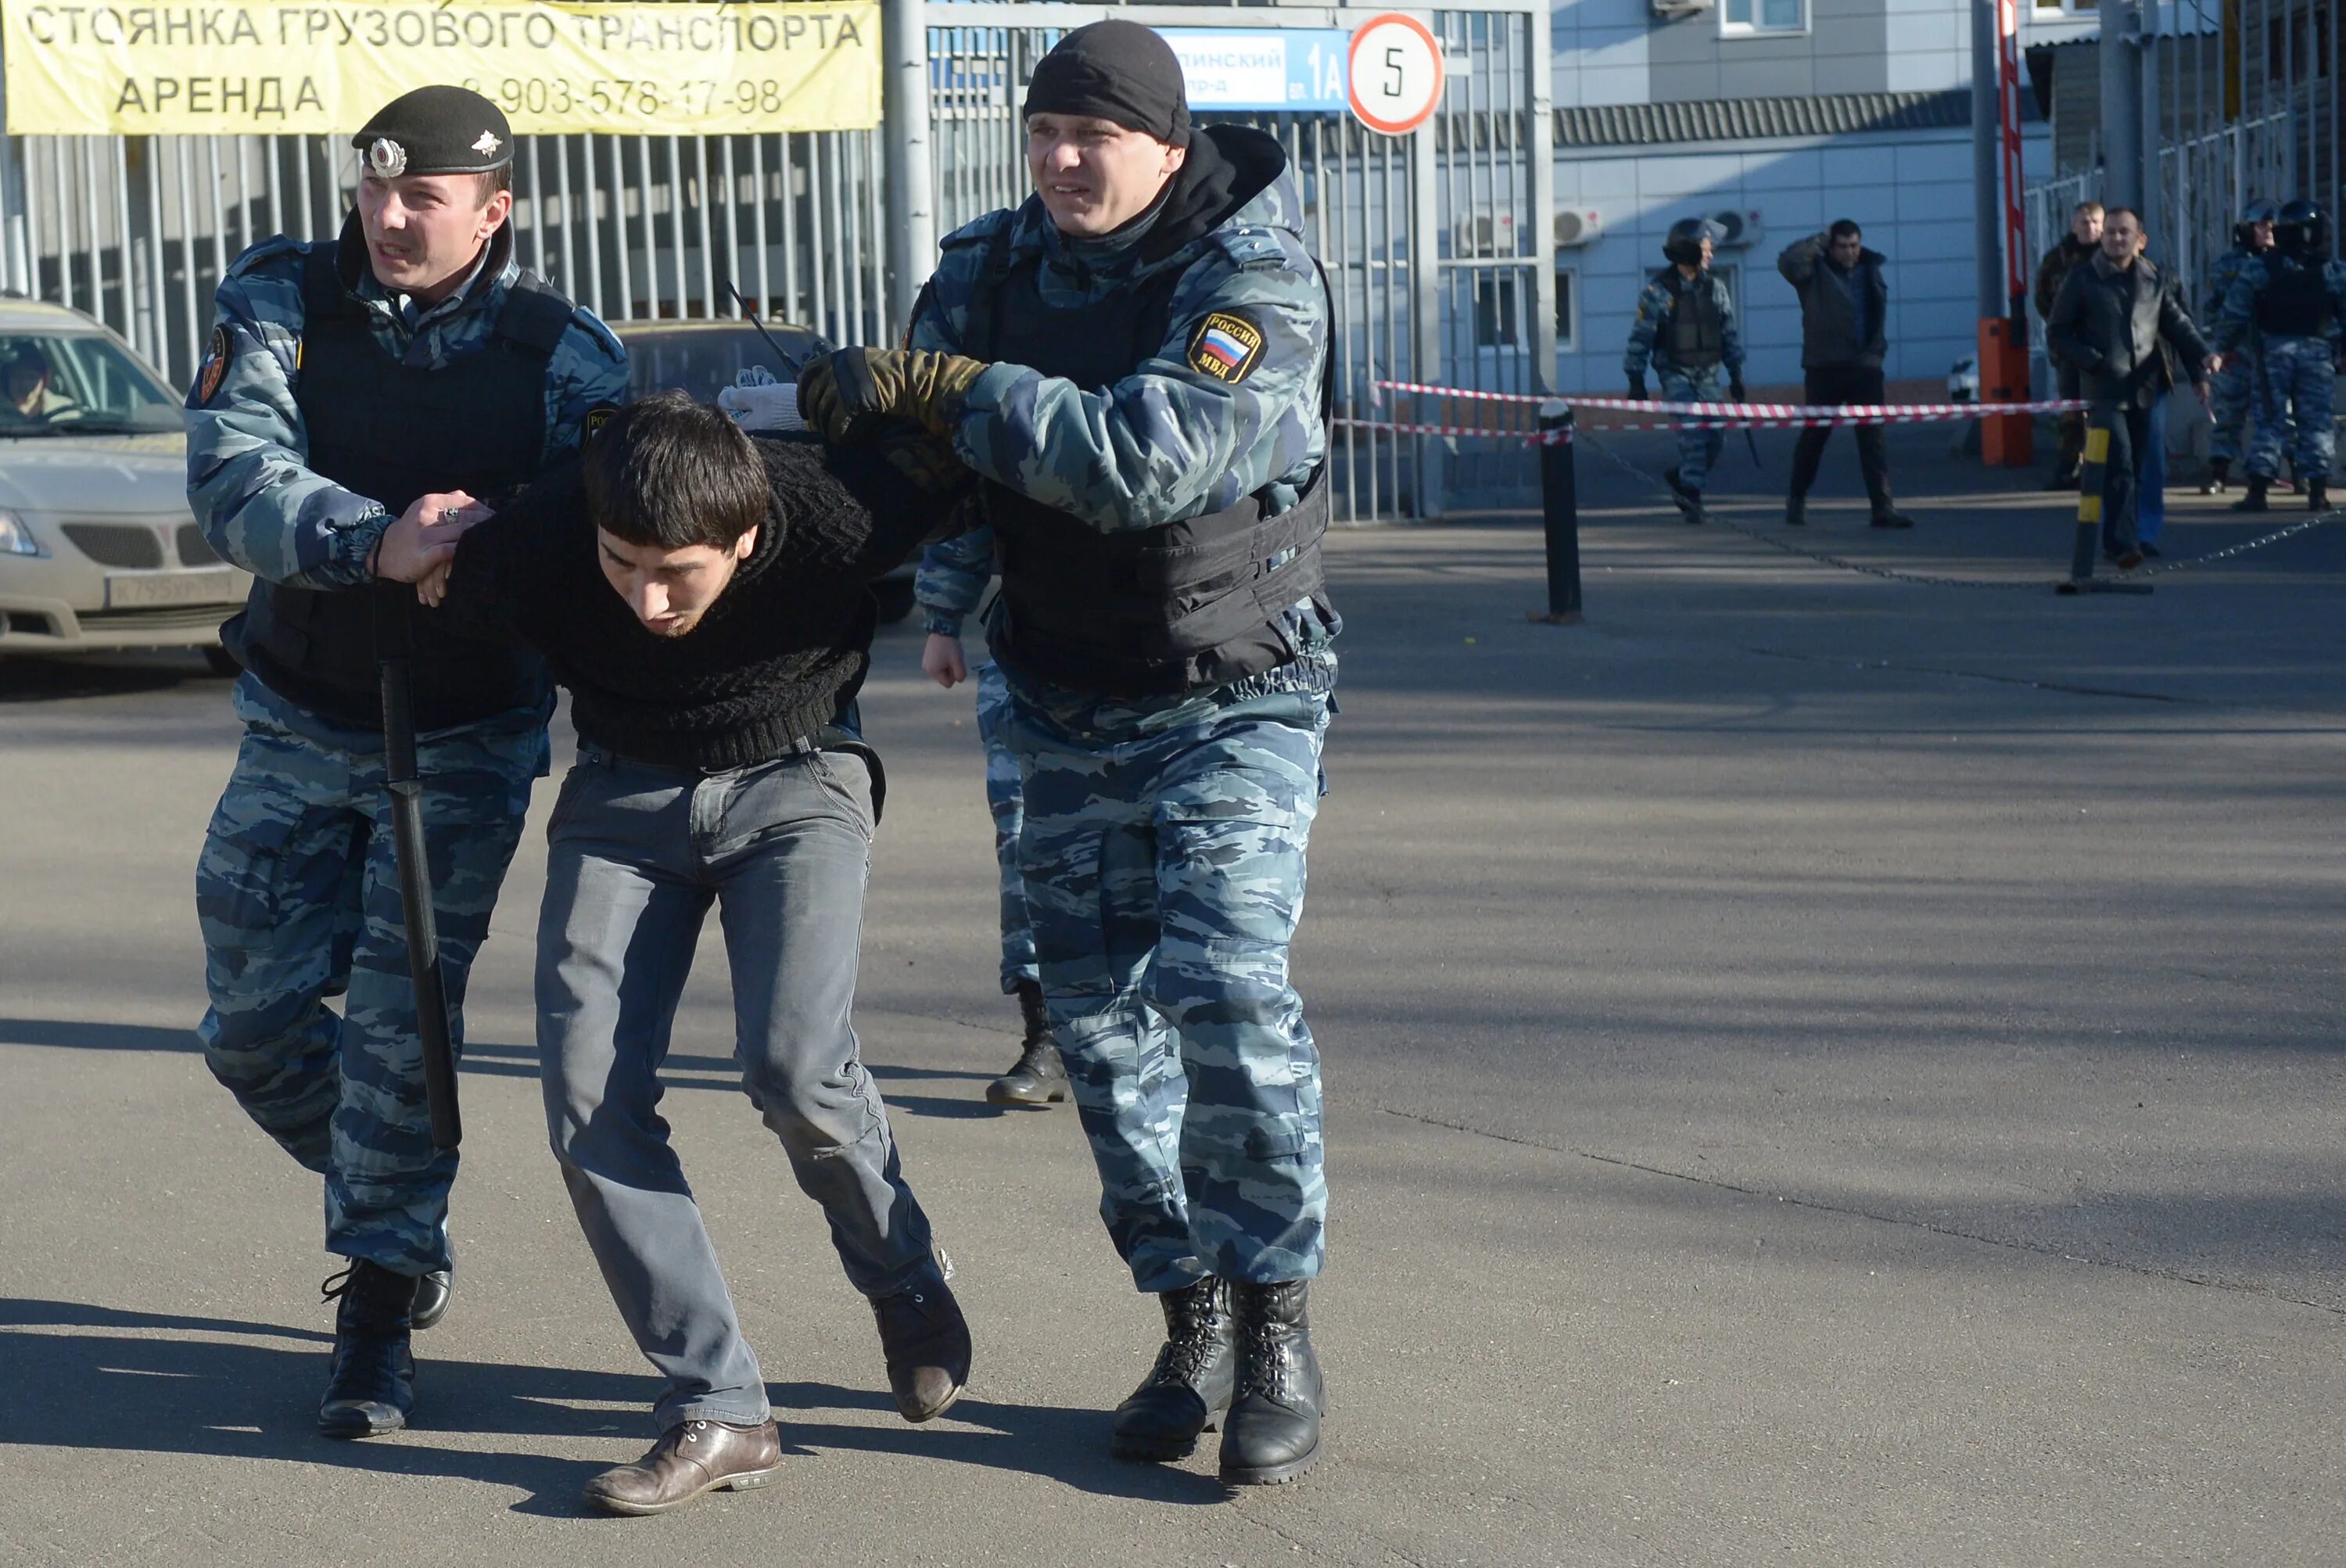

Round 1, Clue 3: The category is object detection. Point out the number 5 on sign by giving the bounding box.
[1347,13,1444,136]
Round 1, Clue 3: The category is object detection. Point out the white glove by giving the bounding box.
[717,375,805,432]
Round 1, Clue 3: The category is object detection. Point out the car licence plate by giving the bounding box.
[106,569,246,608]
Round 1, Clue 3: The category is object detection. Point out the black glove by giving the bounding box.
[1729,375,1748,404]
[1626,374,1647,401]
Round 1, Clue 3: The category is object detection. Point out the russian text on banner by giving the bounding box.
[1,0,881,136]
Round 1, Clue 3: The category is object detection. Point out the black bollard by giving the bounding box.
[1530,400,1582,624]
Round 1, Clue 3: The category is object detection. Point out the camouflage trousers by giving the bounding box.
[1659,365,1728,492]
[1003,660,1334,1293]
[195,674,546,1276]
[2207,352,2266,465]
[973,656,1038,992]
[2247,335,2337,482]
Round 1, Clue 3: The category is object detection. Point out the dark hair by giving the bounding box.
[2105,206,2144,229]
[582,392,768,550]
[476,165,511,204]
[1828,219,1862,242]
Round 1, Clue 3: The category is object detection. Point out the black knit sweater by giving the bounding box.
[435,433,961,769]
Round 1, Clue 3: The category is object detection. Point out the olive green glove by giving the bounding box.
[798,348,989,443]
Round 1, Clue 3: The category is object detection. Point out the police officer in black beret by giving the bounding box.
[184,84,628,1440]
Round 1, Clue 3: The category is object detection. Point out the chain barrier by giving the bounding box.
[1570,422,2346,590]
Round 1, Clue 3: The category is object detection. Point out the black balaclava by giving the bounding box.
[1022,20,1191,148]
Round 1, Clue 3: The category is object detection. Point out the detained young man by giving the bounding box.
[375,393,974,1516]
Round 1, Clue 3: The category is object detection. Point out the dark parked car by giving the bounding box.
[612,318,917,623]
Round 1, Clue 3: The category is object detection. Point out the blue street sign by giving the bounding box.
[1157,29,1354,113]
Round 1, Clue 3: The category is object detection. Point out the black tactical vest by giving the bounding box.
[958,227,1334,697]
[223,245,568,731]
[2256,257,2337,338]
[1666,271,1726,368]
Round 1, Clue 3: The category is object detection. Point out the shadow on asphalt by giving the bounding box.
[0,1021,1010,1121]
[0,1301,1224,1512]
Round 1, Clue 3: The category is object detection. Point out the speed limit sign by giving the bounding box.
[1347,13,1445,136]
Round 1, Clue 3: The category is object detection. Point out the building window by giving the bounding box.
[1554,266,1577,352]
[1473,273,1520,349]
[1720,0,1805,34]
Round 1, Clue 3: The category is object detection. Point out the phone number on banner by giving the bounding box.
[462,74,830,120]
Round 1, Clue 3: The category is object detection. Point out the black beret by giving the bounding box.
[1022,20,1190,148]
[352,85,513,178]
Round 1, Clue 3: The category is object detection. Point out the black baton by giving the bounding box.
[377,591,462,1150]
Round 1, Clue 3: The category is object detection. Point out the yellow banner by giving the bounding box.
[0,0,880,135]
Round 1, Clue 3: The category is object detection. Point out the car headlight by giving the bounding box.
[0,508,41,557]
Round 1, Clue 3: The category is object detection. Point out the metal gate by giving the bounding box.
[0,0,1554,519]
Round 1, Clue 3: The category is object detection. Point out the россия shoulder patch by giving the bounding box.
[1185,310,1266,385]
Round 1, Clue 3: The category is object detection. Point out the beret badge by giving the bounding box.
[366,137,407,178]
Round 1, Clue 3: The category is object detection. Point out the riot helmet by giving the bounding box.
[1663,217,1725,268]
[2234,198,2278,248]
[2275,198,2329,259]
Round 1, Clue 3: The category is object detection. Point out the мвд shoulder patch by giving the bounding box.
[1186,310,1266,385]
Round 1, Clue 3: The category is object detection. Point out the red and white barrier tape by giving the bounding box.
[1370,377,2087,426]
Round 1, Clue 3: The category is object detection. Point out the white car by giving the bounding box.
[0,297,248,665]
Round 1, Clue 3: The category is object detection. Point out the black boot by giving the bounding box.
[985,979,1068,1107]
[1869,506,1917,529]
[2233,476,2270,512]
[1218,1280,1323,1486]
[2308,479,2330,514]
[1784,492,1806,527]
[318,1261,418,1438]
[1110,1276,1237,1462]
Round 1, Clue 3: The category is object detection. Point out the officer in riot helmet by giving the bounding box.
[184,84,628,1439]
[2202,199,2279,493]
[1625,217,1747,524]
[798,20,1338,1486]
[2216,196,2346,512]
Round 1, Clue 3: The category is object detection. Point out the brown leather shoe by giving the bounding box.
[870,1256,972,1423]
[580,1419,783,1517]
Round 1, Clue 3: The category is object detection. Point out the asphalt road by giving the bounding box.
[3,429,2341,1566]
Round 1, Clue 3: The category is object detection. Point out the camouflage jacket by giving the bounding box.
[916,524,995,638]
[1623,266,1744,379]
[904,124,1328,533]
[2215,250,2346,355]
[2205,245,2261,326]
[185,218,628,590]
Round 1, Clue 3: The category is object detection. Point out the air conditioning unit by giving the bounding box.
[1553,208,1604,249]
[1710,209,1763,249]
[1451,212,1519,259]
[1652,0,1714,16]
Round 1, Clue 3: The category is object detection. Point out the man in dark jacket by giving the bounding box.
[2046,207,2221,569]
[2034,200,2104,487]
[1777,220,1914,529]
[375,394,977,1516]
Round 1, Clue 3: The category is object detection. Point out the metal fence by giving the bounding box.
[0,0,1556,518]
[2,128,897,394]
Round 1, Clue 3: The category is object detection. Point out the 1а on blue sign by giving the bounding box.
[1157,29,1351,113]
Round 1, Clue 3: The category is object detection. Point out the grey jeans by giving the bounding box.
[537,742,933,1429]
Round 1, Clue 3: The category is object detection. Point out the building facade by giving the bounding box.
[1547,0,2091,393]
